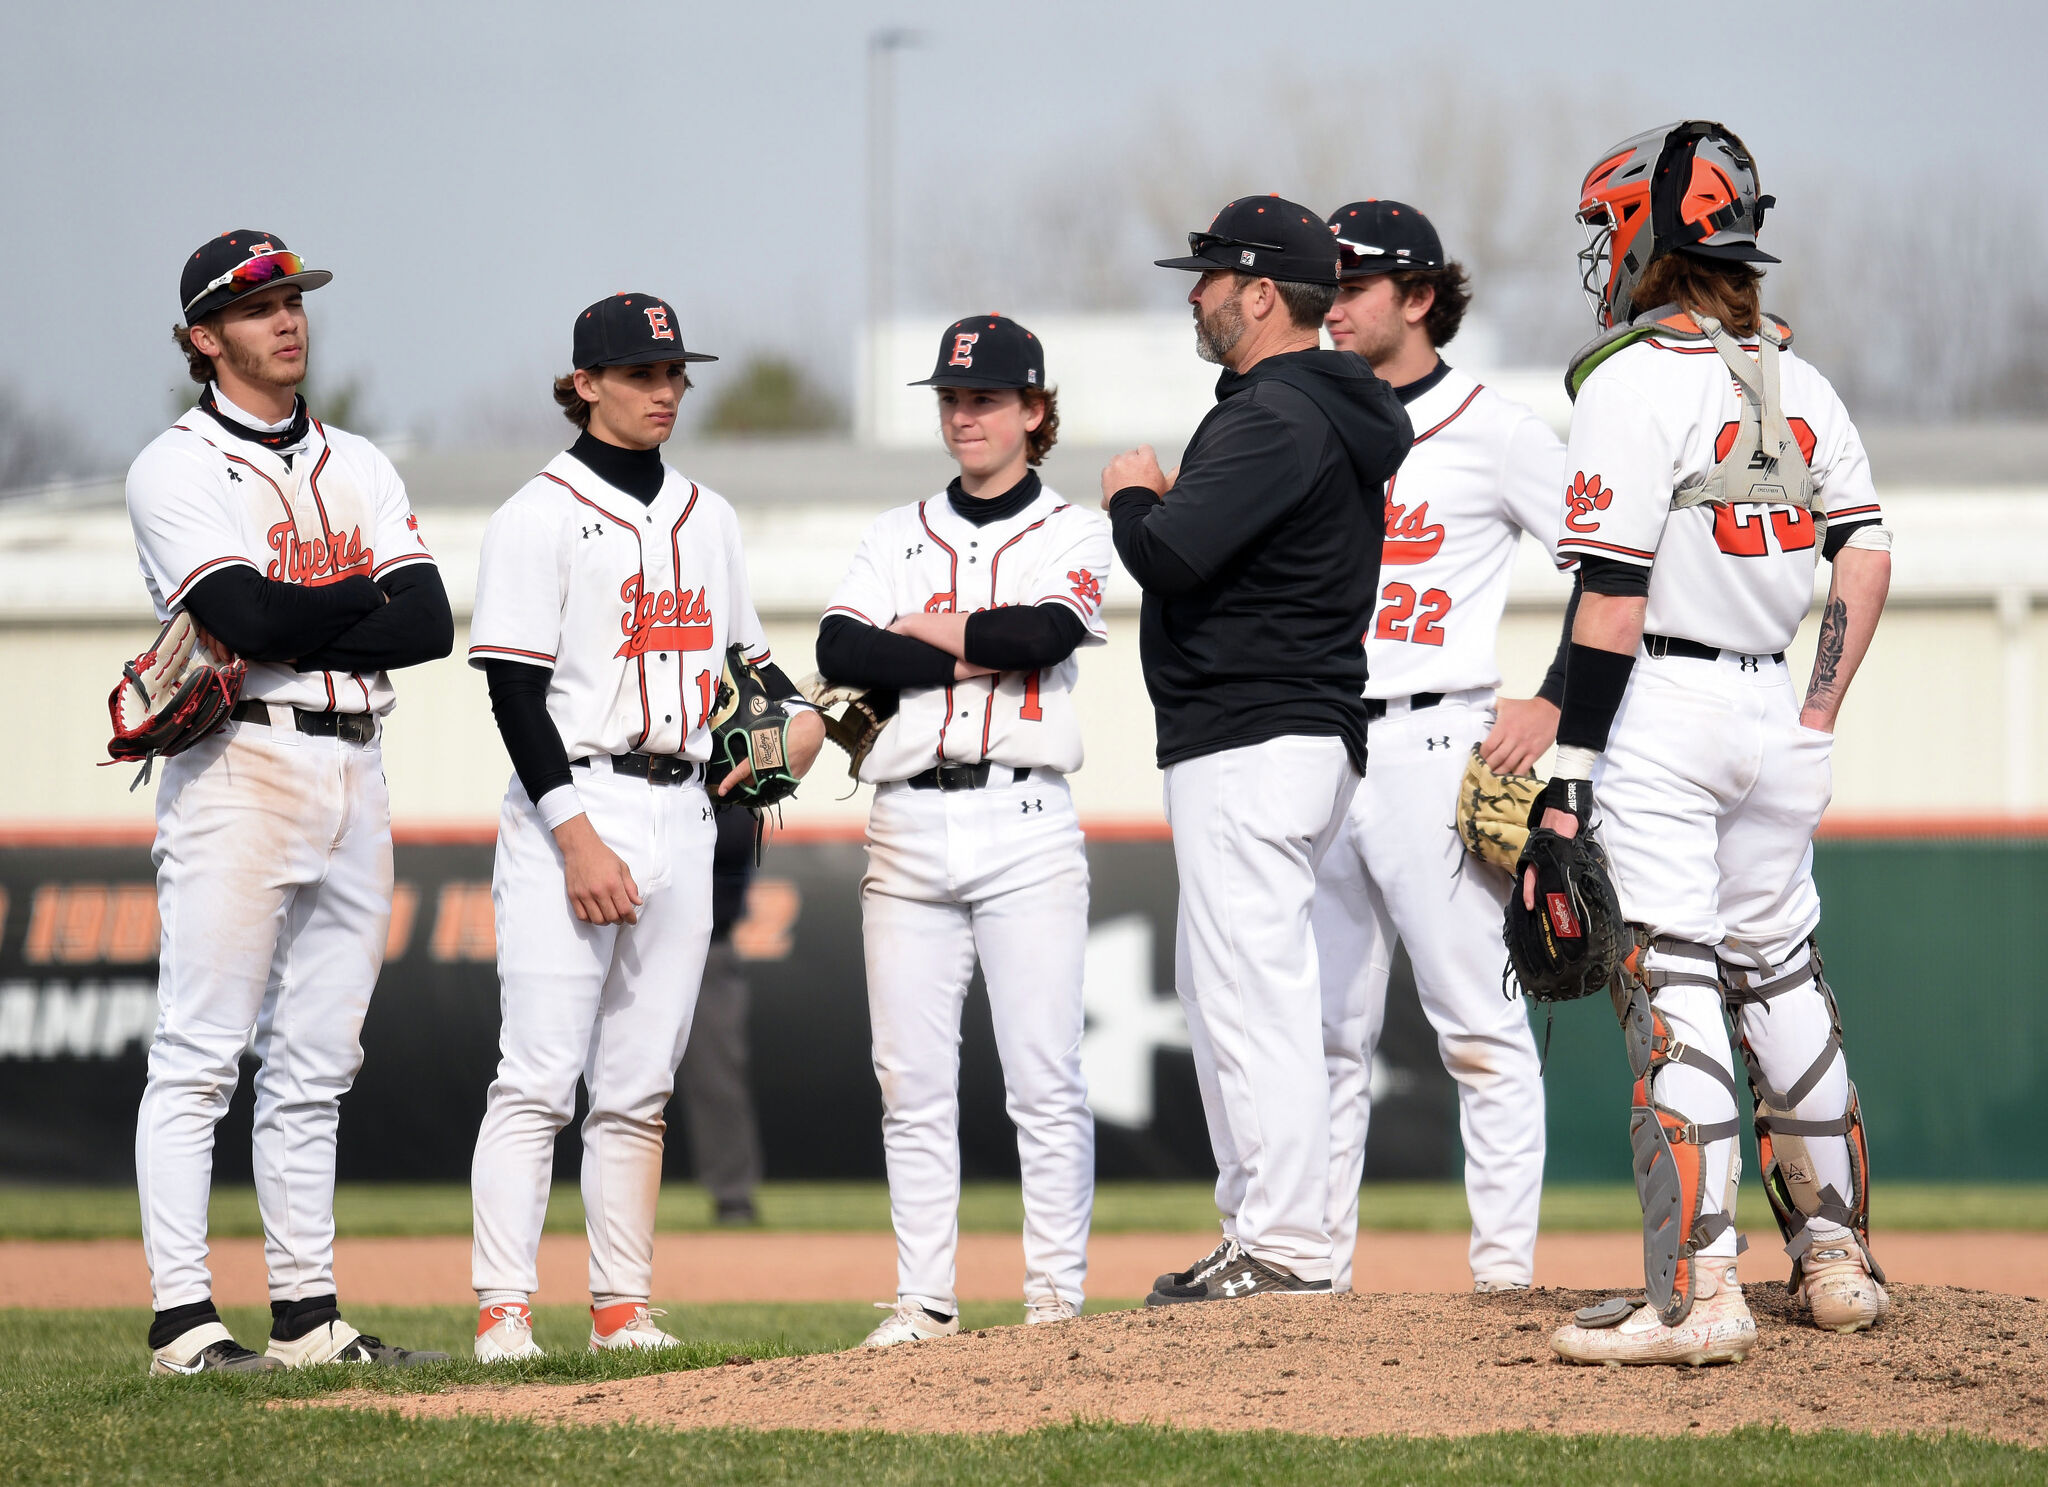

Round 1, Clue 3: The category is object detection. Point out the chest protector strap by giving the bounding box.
[1673,315,1823,539]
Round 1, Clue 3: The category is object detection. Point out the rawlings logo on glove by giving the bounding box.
[105,612,246,790]
[707,645,802,810]
[1502,777,1626,1005]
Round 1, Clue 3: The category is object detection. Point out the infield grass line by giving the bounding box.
[4,1180,2043,1240]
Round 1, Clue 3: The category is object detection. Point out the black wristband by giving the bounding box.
[1556,643,1636,754]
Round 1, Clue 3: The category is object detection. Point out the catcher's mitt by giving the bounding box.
[1502,778,1626,1004]
[106,612,246,790]
[707,645,801,809]
[1455,745,1544,872]
[797,672,899,781]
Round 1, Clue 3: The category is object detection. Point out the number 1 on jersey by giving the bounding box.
[695,669,715,726]
[1019,669,1043,722]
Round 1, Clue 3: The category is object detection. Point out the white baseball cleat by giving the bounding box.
[265,1318,447,1368]
[588,1305,680,1352]
[1473,1278,1531,1294]
[1025,1296,1080,1325]
[862,1300,960,1347]
[1551,1266,1756,1367]
[475,1303,545,1362]
[150,1321,283,1376]
[1797,1241,1890,1333]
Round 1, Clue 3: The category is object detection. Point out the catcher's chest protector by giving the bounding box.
[1671,316,1822,536]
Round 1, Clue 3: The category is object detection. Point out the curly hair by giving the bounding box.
[1387,262,1473,348]
[171,322,217,385]
[1022,387,1059,465]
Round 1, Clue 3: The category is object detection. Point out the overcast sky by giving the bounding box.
[4,0,2037,468]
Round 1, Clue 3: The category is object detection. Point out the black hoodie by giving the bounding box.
[1110,347,1411,771]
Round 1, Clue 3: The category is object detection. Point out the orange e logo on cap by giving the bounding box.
[644,307,674,341]
[948,332,978,367]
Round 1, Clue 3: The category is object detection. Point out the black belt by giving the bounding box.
[230,700,376,744]
[1644,634,1785,665]
[574,753,704,786]
[906,764,1035,792]
[1363,692,1443,722]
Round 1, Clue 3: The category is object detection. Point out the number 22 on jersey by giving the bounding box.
[1374,582,1451,646]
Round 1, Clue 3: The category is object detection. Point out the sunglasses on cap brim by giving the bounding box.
[183,250,310,315]
[1188,231,1287,258]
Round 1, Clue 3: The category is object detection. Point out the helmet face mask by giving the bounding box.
[1574,119,1777,329]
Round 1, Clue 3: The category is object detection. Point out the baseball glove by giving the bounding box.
[105,611,247,790]
[1503,778,1627,1004]
[797,672,899,781]
[1455,745,1545,872]
[707,645,801,809]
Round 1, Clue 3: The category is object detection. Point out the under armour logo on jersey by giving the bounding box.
[1020,798,1043,814]
[1219,1272,1257,1296]
[225,467,241,483]
[948,332,978,367]
[1739,655,1760,672]
[582,523,604,539]
[1425,736,1451,750]
[905,542,924,559]
[644,307,674,341]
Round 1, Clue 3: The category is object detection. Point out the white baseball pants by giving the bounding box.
[1313,694,1546,1290]
[1166,735,1360,1282]
[471,767,715,1304]
[861,771,1094,1316]
[1596,648,1848,1257]
[136,717,393,1311]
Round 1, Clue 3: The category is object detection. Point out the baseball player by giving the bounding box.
[467,293,824,1361]
[1312,201,1564,1294]
[127,231,453,1373]
[1532,123,1893,1365]
[1111,198,1411,1304]
[816,315,1106,1345]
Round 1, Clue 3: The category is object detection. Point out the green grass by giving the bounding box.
[0,1304,2036,1485]
[4,1180,2044,1241]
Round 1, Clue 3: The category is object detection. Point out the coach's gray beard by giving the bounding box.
[1194,297,1245,365]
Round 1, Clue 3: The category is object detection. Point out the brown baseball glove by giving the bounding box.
[1455,745,1545,873]
[797,673,899,781]
[106,611,247,790]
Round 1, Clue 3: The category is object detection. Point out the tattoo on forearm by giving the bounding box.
[1805,597,1847,712]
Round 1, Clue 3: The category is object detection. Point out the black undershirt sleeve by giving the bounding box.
[1822,518,1878,562]
[1536,578,1582,705]
[293,564,455,674]
[1108,489,1206,596]
[1578,554,1651,598]
[816,614,957,690]
[484,659,575,805]
[755,660,805,706]
[962,603,1087,671]
[181,565,383,665]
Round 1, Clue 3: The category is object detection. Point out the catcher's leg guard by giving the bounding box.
[1722,938,1884,1295]
[1613,934,1743,1327]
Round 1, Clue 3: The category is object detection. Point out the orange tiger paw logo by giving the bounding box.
[1564,471,1612,533]
[1067,568,1102,612]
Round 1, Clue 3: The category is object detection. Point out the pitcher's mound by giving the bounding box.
[373,1286,2046,1443]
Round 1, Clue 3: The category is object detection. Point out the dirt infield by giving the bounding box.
[339,1286,2048,1443]
[6,1231,2047,1309]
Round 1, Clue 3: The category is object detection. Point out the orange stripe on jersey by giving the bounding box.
[917,502,961,764]
[1829,504,1882,521]
[166,554,257,605]
[979,515,1054,757]
[469,644,557,664]
[544,470,651,748]
[1558,536,1656,561]
[824,604,885,627]
[1411,385,1483,444]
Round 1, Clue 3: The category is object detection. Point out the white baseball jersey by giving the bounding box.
[1555,321,1883,656]
[824,487,1111,782]
[126,400,436,715]
[467,450,772,762]
[1367,368,1566,698]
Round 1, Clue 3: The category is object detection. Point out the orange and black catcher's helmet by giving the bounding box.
[1575,120,1776,329]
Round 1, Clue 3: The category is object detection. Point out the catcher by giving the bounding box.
[1511,121,1893,1366]
[465,292,822,1362]
[815,315,1108,1345]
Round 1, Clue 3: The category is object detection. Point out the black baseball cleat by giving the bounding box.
[150,1323,286,1375]
[1145,1246,1332,1306]
[1152,1237,1240,1295]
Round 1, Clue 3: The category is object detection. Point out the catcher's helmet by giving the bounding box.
[1575,120,1777,329]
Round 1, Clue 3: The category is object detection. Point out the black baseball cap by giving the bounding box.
[180,230,331,325]
[1155,195,1340,286]
[1327,201,1444,278]
[909,314,1046,390]
[572,292,718,370]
